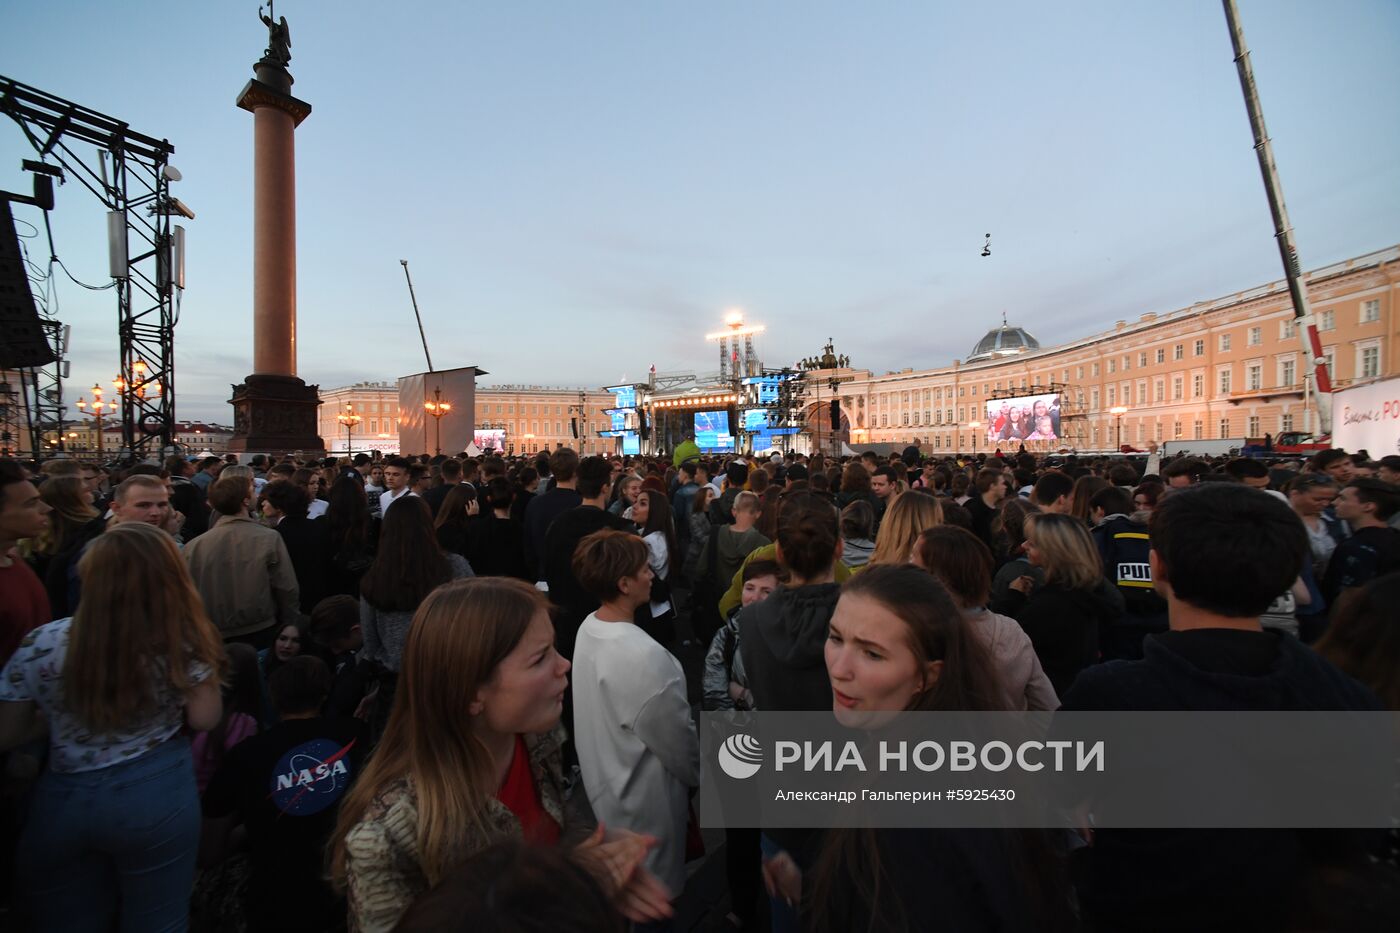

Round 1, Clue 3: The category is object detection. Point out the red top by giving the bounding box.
[496,734,559,846]
[0,557,51,667]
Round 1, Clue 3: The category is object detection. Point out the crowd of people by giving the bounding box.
[1,440,1398,932]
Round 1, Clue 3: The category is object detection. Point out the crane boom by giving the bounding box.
[1221,0,1331,434]
[400,259,435,373]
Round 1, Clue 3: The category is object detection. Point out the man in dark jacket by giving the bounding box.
[523,447,581,579]
[165,455,209,539]
[420,456,463,517]
[1089,485,1166,660]
[708,461,750,526]
[1322,478,1400,606]
[1061,484,1379,932]
[263,480,333,614]
[542,456,633,661]
[671,461,700,549]
[963,466,1009,552]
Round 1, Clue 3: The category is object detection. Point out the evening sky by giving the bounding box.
[2,1,1397,422]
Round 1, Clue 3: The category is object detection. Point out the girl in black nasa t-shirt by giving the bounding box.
[203,656,368,932]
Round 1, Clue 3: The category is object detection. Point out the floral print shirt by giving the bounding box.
[0,617,212,773]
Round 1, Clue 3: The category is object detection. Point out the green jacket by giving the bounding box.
[672,439,701,467]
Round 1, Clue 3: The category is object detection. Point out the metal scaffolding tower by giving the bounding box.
[1,75,182,459]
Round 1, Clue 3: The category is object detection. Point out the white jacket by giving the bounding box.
[572,614,700,896]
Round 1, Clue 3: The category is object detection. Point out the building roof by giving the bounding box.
[966,321,1040,362]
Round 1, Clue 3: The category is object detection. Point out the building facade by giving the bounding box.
[823,245,1399,454]
[317,381,618,456]
[22,420,234,459]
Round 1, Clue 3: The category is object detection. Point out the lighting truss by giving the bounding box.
[2,75,179,458]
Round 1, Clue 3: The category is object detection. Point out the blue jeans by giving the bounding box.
[19,735,200,932]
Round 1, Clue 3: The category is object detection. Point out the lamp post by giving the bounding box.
[968,420,982,457]
[1109,405,1129,452]
[337,402,362,455]
[74,384,112,461]
[112,360,161,458]
[423,387,452,456]
[117,360,161,400]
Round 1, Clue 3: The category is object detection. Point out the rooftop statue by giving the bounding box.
[259,4,292,66]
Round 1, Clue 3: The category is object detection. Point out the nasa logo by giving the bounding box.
[270,738,357,816]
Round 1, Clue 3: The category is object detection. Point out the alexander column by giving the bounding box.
[227,6,325,455]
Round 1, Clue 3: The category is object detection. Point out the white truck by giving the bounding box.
[1161,439,1247,458]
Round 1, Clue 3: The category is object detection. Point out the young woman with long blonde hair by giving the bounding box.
[865,490,943,568]
[997,512,1124,694]
[0,520,226,931]
[330,576,670,933]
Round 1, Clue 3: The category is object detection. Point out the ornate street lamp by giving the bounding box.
[74,383,112,460]
[424,387,452,456]
[1109,405,1129,452]
[337,402,362,455]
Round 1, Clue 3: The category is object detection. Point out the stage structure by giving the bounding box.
[397,366,484,456]
[600,383,646,456]
[1,75,188,459]
[611,309,793,457]
[738,368,803,453]
[707,309,765,381]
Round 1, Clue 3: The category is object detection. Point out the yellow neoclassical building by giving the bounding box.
[818,245,1397,454]
[317,382,617,456]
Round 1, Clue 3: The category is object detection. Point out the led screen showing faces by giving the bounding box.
[984,393,1061,442]
[473,429,506,450]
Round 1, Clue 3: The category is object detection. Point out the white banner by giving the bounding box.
[333,437,400,455]
[1332,376,1400,457]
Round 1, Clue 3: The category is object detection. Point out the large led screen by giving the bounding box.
[694,410,734,452]
[473,429,506,451]
[742,408,774,432]
[984,393,1061,443]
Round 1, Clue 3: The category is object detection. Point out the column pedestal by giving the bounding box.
[227,374,323,455]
